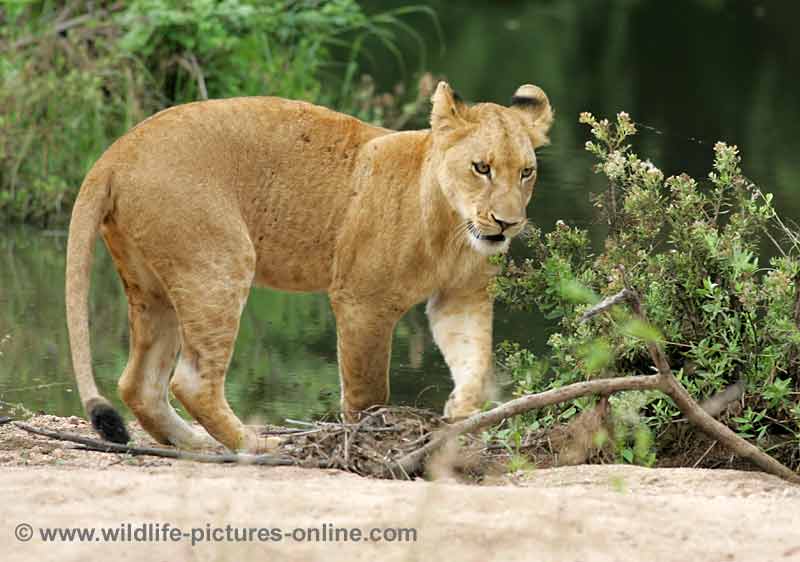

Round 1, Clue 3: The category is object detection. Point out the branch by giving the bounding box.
[579,288,632,323]
[13,422,319,467]
[624,289,799,482]
[185,52,208,100]
[390,374,664,477]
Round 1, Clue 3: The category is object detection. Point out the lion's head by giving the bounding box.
[430,81,553,255]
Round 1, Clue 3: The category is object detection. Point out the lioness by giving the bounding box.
[66,81,553,452]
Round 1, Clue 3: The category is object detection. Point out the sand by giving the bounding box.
[2,415,799,562]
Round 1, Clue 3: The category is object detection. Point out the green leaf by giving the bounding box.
[621,449,634,463]
[579,339,613,373]
[621,318,663,344]
[558,280,599,305]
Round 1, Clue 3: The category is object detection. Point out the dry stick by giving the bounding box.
[13,422,321,468]
[578,289,634,323]
[344,410,380,468]
[693,441,718,468]
[624,288,800,483]
[393,289,800,484]
[185,52,208,100]
[391,374,664,478]
[284,417,398,433]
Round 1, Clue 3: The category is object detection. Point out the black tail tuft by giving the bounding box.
[89,401,130,444]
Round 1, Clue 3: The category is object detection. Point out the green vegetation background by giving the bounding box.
[0,0,438,224]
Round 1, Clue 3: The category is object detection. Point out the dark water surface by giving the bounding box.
[2,0,799,423]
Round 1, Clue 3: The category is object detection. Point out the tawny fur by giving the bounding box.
[65,81,553,452]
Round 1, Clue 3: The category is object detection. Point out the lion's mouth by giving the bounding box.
[479,233,506,243]
[468,222,506,243]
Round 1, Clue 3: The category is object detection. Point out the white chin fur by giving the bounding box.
[468,234,510,255]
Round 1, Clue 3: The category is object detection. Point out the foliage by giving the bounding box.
[0,0,435,225]
[493,111,800,467]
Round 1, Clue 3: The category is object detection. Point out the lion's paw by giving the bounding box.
[241,432,283,454]
[443,392,483,421]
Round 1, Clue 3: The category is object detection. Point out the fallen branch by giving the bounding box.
[13,422,320,468]
[390,374,663,478]
[622,286,798,482]
[391,288,800,484]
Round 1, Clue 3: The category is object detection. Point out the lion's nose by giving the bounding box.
[491,213,520,232]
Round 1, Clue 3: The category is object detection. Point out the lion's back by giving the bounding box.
[109,97,385,175]
[90,96,393,292]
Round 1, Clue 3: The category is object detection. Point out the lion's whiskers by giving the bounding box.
[448,220,472,251]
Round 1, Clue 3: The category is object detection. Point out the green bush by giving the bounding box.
[0,0,435,225]
[493,112,800,468]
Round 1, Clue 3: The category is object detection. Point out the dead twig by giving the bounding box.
[185,52,208,100]
[579,288,632,323]
[284,417,398,433]
[259,427,314,435]
[624,287,798,482]
[693,441,718,468]
[13,422,319,468]
[285,418,317,427]
[345,410,381,466]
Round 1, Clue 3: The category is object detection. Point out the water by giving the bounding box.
[2,0,799,423]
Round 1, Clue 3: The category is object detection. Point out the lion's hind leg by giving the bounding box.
[165,243,273,453]
[108,231,217,449]
[118,297,217,448]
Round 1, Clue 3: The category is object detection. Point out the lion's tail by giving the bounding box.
[65,169,130,444]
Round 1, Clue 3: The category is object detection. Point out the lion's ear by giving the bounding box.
[430,81,468,134]
[510,84,554,148]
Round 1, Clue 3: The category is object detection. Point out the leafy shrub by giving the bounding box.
[493,112,800,468]
[0,0,436,225]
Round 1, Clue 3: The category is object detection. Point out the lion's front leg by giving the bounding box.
[427,287,495,420]
[331,298,400,421]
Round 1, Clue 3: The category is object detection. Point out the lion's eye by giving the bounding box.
[472,161,491,176]
[521,167,536,179]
